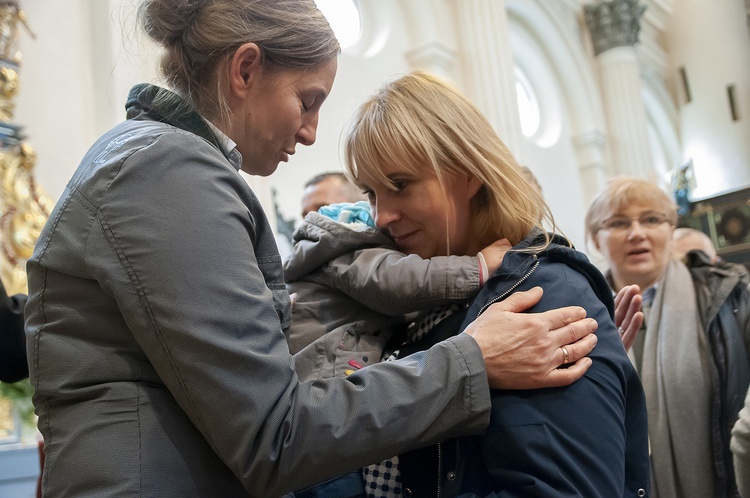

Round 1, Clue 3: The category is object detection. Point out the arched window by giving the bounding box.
[315,0,362,50]
[514,67,540,138]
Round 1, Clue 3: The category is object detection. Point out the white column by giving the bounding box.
[572,129,609,204]
[405,42,457,82]
[398,1,458,83]
[596,46,652,177]
[585,0,652,178]
[452,0,523,160]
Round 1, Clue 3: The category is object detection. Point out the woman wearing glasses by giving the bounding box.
[585,176,750,498]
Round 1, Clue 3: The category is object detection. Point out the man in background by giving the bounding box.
[301,172,366,218]
[672,227,719,263]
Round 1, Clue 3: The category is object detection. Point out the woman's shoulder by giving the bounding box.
[496,234,611,307]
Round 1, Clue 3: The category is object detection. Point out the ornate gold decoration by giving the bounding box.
[0,142,50,295]
[0,1,33,64]
[0,397,17,441]
[0,2,48,295]
[0,1,45,443]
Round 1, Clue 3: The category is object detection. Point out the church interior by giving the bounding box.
[0,0,749,495]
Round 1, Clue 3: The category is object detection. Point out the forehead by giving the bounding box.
[261,58,337,94]
[602,184,672,215]
[607,203,663,217]
[305,177,342,197]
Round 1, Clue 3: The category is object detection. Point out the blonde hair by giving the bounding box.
[138,0,339,123]
[344,71,557,252]
[585,176,678,245]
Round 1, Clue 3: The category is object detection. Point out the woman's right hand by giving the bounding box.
[464,286,598,390]
[614,284,643,352]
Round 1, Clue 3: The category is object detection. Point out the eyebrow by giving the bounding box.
[610,209,662,217]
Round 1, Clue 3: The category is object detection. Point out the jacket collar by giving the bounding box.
[124,83,227,158]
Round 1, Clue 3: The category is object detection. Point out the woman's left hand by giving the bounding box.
[614,284,643,352]
[480,238,512,276]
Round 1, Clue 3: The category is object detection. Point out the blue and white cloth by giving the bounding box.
[318,201,375,228]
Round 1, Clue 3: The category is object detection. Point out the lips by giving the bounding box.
[391,230,418,248]
[280,149,295,163]
[628,248,649,256]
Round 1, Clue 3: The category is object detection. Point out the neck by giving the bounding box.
[612,272,661,294]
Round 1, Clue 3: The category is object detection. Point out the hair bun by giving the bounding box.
[139,0,208,46]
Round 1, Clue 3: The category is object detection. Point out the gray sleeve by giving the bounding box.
[95,135,491,496]
[328,248,481,314]
[732,387,750,497]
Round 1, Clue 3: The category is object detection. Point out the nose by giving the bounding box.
[627,220,647,240]
[373,197,400,230]
[297,114,319,146]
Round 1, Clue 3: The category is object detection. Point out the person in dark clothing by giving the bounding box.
[0,280,27,383]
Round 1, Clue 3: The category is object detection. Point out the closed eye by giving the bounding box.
[390,179,409,192]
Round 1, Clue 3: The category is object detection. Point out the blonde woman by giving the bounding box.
[586,176,750,498]
[339,71,649,497]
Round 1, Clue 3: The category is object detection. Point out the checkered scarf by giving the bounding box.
[362,304,461,498]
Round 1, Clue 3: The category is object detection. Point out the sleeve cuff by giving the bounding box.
[477,252,488,286]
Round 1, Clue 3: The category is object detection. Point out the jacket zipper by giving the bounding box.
[476,258,540,319]
[436,441,443,498]
[435,258,539,498]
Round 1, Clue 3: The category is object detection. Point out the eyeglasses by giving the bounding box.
[600,212,671,233]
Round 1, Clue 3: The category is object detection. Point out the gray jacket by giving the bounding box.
[285,213,481,381]
[25,84,491,498]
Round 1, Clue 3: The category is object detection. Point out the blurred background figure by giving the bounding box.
[519,165,543,198]
[672,227,718,263]
[585,176,750,498]
[300,171,365,218]
[0,278,26,383]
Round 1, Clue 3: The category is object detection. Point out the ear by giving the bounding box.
[227,43,262,100]
[466,174,484,199]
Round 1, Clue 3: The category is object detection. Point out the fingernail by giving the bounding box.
[589,318,598,331]
[590,334,598,346]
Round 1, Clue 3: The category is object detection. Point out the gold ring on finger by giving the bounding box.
[560,345,569,365]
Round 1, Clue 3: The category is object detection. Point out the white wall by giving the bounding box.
[666,0,750,199]
[14,0,160,204]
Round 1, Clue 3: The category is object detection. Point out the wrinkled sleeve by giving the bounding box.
[91,134,491,496]
[328,248,480,314]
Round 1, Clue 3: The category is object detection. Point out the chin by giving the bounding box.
[242,162,279,177]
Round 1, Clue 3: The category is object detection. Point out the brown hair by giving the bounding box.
[344,71,557,252]
[137,0,339,122]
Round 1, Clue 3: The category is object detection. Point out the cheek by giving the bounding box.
[655,232,673,259]
[597,234,618,258]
